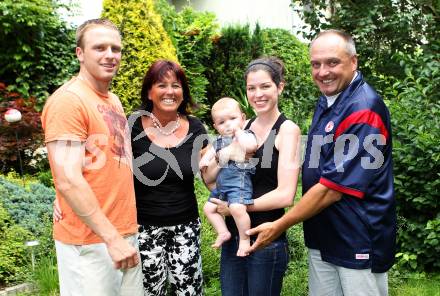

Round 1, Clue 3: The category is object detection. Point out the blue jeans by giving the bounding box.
[220,235,289,296]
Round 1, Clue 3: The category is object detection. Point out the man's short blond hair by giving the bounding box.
[76,18,120,49]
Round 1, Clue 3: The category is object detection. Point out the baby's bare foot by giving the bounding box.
[236,239,250,257]
[212,232,231,249]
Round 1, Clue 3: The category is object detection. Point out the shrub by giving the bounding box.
[155,0,219,120]
[384,45,440,271]
[101,0,177,112]
[0,84,47,175]
[261,28,318,132]
[0,176,54,238]
[36,169,54,188]
[0,202,32,285]
[0,0,78,108]
[204,24,264,123]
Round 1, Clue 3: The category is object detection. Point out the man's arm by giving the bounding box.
[47,140,139,269]
[246,183,342,252]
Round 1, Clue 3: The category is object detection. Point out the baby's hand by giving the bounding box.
[219,141,245,164]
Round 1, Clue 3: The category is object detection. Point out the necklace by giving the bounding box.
[150,112,181,136]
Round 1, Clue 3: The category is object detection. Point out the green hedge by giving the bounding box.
[0,202,31,285]
[154,0,218,120]
[383,45,440,271]
[0,0,77,108]
[204,24,264,123]
[261,28,318,132]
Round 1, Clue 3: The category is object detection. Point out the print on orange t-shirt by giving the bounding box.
[41,77,137,245]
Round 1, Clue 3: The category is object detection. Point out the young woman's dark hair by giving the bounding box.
[244,56,285,87]
[140,60,195,115]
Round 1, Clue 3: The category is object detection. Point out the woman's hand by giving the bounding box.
[53,199,63,222]
[209,198,230,217]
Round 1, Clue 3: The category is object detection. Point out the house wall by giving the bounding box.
[170,0,304,35]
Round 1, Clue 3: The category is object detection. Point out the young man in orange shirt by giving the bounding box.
[42,19,142,296]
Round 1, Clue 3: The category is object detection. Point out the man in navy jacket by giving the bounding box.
[247,30,396,296]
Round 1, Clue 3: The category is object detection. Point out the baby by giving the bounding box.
[200,97,257,257]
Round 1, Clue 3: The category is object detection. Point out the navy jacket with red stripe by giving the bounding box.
[302,71,396,273]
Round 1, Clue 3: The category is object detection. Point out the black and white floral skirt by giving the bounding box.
[138,218,203,296]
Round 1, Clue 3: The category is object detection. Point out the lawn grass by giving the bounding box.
[389,273,440,296]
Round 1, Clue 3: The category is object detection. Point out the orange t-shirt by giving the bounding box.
[41,77,137,244]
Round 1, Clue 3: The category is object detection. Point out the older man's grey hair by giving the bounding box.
[310,29,357,56]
